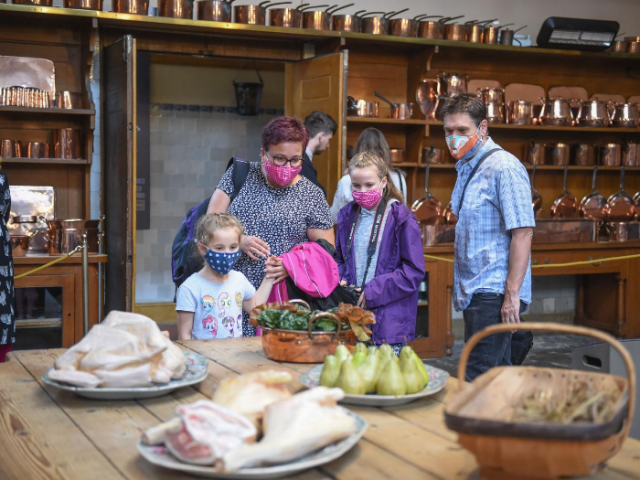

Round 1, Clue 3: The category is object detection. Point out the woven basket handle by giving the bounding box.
[459,322,636,442]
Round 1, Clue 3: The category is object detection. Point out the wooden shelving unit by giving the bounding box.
[0,106,96,116]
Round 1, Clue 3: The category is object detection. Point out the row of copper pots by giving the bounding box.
[610,36,640,54]
[9,216,102,256]
[0,130,81,160]
[525,141,639,167]
[0,87,84,110]
[536,98,640,128]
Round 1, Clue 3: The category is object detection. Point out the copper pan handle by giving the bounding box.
[289,299,311,310]
[308,312,341,340]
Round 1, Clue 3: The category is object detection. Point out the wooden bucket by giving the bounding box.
[445,323,636,479]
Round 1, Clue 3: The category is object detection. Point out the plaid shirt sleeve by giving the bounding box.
[497,161,536,231]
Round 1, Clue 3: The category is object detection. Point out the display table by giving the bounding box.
[414,243,640,358]
[2,337,640,479]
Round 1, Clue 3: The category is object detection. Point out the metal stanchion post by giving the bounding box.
[82,233,89,336]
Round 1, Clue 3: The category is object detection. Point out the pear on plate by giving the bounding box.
[334,344,351,366]
[335,356,366,395]
[367,346,378,357]
[319,354,340,388]
[402,353,426,394]
[358,351,380,394]
[352,351,367,369]
[376,357,406,396]
[354,343,368,355]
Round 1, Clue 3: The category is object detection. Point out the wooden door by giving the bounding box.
[285,52,347,201]
[103,36,137,313]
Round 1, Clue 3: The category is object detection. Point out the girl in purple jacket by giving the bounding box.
[335,152,426,351]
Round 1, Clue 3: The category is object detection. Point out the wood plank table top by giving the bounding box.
[2,338,640,479]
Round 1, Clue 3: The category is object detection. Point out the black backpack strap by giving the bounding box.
[459,148,502,211]
[228,157,250,201]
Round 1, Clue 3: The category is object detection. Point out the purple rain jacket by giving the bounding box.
[335,201,426,344]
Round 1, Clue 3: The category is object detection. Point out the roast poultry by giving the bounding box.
[212,370,292,428]
[49,311,186,388]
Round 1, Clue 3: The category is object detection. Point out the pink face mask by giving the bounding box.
[352,186,383,210]
[263,160,301,187]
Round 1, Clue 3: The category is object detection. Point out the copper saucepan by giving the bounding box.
[482,23,513,44]
[9,234,35,258]
[331,9,365,32]
[417,15,444,39]
[466,19,496,43]
[64,0,102,10]
[158,0,194,18]
[235,1,291,25]
[605,167,636,222]
[197,0,233,21]
[269,4,302,27]
[390,148,405,164]
[373,91,413,120]
[412,163,442,225]
[46,218,103,256]
[579,166,608,222]
[422,145,447,164]
[389,13,428,38]
[361,11,392,35]
[441,15,467,41]
[347,96,379,118]
[301,4,353,31]
[550,165,577,218]
[112,0,149,14]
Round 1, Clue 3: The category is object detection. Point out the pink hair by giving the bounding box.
[262,116,309,152]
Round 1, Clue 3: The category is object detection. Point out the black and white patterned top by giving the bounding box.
[0,172,14,346]
[217,163,333,336]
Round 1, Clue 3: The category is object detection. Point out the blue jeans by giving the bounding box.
[463,293,526,382]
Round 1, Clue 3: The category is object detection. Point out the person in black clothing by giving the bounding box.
[302,111,337,196]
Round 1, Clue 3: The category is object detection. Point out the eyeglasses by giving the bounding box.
[266,151,304,168]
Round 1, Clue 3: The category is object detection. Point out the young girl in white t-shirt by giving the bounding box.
[176,213,274,340]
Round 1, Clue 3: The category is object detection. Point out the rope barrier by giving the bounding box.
[14,245,84,280]
[424,252,640,269]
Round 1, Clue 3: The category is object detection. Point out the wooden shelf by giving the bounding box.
[393,162,421,168]
[347,117,428,126]
[423,164,640,171]
[0,157,89,165]
[0,106,95,116]
[426,121,640,134]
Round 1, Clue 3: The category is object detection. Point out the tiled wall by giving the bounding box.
[134,104,282,303]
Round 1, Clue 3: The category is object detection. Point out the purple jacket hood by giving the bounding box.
[335,201,426,344]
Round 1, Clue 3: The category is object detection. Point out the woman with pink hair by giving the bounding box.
[207,116,334,336]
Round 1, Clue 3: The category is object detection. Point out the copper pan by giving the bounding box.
[389,12,426,37]
[46,218,102,256]
[466,19,496,43]
[269,6,301,27]
[260,309,356,363]
[422,145,447,164]
[531,164,542,218]
[197,1,232,21]
[417,16,444,39]
[9,234,35,258]
[389,148,405,164]
[579,166,608,222]
[622,139,639,167]
[332,10,364,32]
[158,0,194,18]
[605,167,636,222]
[412,163,442,225]
[361,12,390,35]
[64,0,102,10]
[13,0,52,4]
[112,0,149,14]
[550,165,577,218]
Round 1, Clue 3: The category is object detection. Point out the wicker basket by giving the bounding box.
[445,323,636,479]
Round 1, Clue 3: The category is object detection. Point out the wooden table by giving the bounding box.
[3,338,640,479]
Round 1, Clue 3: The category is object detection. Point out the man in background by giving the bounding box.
[302,111,337,196]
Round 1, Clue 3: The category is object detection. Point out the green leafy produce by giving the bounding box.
[250,303,355,332]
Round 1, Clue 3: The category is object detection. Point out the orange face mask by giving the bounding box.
[446,126,483,161]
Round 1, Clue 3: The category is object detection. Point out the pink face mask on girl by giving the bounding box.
[352,186,383,210]
[263,160,301,187]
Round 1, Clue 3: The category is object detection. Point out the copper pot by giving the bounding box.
[525,141,546,165]
[549,143,570,166]
[260,311,356,363]
[0,139,22,158]
[418,17,443,39]
[390,148,405,164]
[466,19,496,43]
[362,14,389,35]
[113,0,149,14]
[54,129,82,160]
[610,103,640,128]
[10,215,48,253]
[416,78,439,119]
[158,0,193,18]
[600,143,622,166]
[27,142,50,159]
[485,102,504,124]
[482,23,513,44]
[56,91,84,110]
[46,219,101,256]
[235,3,292,26]
[13,0,52,4]
[347,97,379,118]
[444,23,467,41]
[539,97,574,126]
[622,140,639,167]
[9,235,34,258]
[331,13,363,32]
[477,87,505,104]
[438,73,468,97]
[573,143,598,166]
[507,100,533,125]
[576,100,610,127]
[64,0,102,9]
[422,146,447,164]
[196,0,232,21]
[610,40,627,52]
[629,42,640,54]
[389,16,423,37]
[301,10,330,31]
[269,7,300,27]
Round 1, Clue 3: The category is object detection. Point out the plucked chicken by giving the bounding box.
[142,401,257,465]
[212,370,292,427]
[49,311,186,388]
[220,387,355,472]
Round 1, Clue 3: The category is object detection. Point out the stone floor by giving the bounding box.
[424,332,595,378]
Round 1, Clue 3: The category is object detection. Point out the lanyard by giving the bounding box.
[458,148,502,212]
[345,199,388,290]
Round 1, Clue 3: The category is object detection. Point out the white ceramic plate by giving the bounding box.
[41,351,208,400]
[299,362,449,407]
[137,409,367,479]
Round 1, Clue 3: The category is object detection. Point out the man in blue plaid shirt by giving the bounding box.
[443,94,535,381]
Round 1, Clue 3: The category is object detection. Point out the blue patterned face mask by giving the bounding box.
[202,247,241,275]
